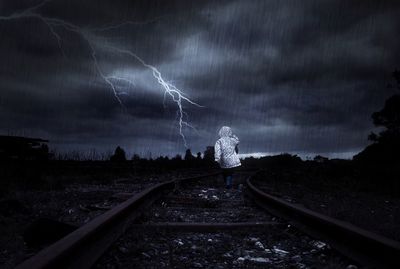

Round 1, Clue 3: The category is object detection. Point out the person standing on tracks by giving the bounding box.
[214,126,241,189]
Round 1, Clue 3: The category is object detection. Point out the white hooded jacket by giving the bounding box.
[214,126,241,169]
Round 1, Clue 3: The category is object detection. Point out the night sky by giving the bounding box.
[1,0,400,159]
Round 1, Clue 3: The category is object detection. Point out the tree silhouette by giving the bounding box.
[368,70,400,144]
[314,155,328,163]
[369,95,400,142]
[132,153,140,161]
[203,146,215,163]
[110,146,126,162]
[172,154,182,161]
[184,149,194,161]
[355,70,400,162]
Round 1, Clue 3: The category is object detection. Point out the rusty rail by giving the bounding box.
[246,173,400,268]
[16,172,220,269]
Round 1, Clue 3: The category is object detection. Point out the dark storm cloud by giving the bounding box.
[1,0,399,158]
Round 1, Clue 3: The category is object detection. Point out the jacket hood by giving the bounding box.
[218,126,232,138]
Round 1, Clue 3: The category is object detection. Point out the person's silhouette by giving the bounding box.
[214,126,241,189]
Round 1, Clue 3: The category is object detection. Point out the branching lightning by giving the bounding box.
[0,0,202,148]
[101,45,203,147]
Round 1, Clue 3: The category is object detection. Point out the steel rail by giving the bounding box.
[15,172,220,269]
[246,173,400,268]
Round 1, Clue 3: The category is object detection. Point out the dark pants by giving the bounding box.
[222,167,236,188]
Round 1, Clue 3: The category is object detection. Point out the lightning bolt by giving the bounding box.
[101,45,203,147]
[0,0,202,148]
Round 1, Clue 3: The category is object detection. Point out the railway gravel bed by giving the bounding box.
[0,170,208,269]
[95,173,355,268]
[95,229,351,269]
[252,171,400,242]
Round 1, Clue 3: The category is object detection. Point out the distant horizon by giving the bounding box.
[237,151,357,160]
[0,132,362,161]
[50,146,359,161]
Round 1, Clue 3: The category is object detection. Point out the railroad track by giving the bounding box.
[15,170,400,268]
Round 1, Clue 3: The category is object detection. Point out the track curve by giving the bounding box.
[16,170,397,268]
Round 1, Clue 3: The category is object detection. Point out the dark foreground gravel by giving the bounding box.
[252,170,400,241]
[95,228,353,269]
[0,170,205,269]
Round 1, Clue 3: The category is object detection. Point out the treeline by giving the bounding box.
[353,69,400,164]
[108,146,216,164]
